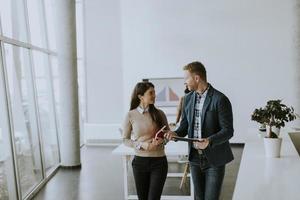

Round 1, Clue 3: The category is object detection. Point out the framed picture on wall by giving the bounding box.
[142,77,185,123]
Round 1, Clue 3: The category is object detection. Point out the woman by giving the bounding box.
[175,86,190,125]
[122,81,169,200]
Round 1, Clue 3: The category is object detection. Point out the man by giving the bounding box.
[165,61,234,200]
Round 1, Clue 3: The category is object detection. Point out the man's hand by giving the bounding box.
[193,138,210,150]
[164,130,177,141]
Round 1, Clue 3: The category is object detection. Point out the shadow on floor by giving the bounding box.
[33,144,244,200]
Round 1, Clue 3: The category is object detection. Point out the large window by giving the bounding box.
[32,50,59,176]
[0,0,86,198]
[4,44,43,198]
[0,43,18,200]
[0,0,86,199]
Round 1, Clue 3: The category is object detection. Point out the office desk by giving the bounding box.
[233,132,300,200]
[112,142,194,200]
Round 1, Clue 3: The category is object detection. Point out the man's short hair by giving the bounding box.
[183,61,207,81]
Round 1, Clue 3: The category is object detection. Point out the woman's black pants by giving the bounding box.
[132,156,168,200]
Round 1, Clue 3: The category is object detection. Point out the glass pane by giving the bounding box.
[32,51,59,175]
[0,0,12,36]
[27,0,47,48]
[3,43,43,198]
[43,0,57,51]
[0,0,28,42]
[0,44,18,200]
[51,56,60,117]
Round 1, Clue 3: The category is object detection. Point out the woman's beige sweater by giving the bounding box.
[122,108,169,157]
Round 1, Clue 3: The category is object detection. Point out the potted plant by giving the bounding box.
[251,99,296,157]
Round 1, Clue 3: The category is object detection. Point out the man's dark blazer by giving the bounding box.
[175,85,234,167]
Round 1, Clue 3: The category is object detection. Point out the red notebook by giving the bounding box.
[154,125,166,139]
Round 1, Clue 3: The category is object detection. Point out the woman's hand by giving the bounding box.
[147,138,164,151]
[152,137,164,145]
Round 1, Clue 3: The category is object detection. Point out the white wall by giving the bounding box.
[85,0,123,124]
[84,0,124,141]
[85,0,300,142]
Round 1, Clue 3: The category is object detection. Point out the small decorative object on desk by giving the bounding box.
[168,123,176,131]
[251,99,297,157]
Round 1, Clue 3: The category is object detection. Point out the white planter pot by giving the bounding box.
[263,137,282,158]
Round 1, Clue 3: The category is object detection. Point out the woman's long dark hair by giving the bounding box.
[130,82,164,128]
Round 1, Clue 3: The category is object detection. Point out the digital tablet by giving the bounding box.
[172,136,200,142]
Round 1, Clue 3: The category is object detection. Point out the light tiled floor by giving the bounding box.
[33,144,244,200]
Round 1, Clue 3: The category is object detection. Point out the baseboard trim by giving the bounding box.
[60,164,82,169]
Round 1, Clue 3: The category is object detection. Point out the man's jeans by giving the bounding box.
[190,149,225,200]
